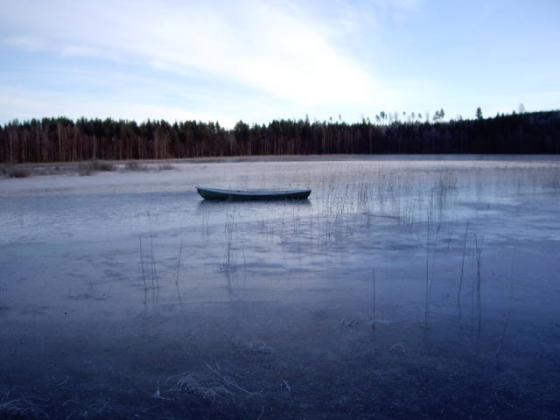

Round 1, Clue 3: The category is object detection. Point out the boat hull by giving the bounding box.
[197,187,311,201]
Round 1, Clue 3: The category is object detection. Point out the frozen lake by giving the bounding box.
[1,156,560,418]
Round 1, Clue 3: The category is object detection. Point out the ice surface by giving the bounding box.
[1,156,560,418]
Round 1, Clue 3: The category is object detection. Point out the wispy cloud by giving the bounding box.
[3,35,44,52]
[0,85,240,126]
[1,0,556,124]
[1,0,396,117]
[60,44,104,59]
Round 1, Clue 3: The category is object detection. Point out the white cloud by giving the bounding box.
[1,0,445,124]
[0,1,395,111]
[4,0,555,124]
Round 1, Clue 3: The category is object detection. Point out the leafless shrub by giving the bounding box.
[473,234,483,335]
[78,160,114,175]
[125,161,149,171]
[221,214,236,272]
[457,222,470,304]
[548,166,560,189]
[158,163,175,171]
[495,314,510,370]
[370,267,376,329]
[78,162,93,176]
[175,239,184,302]
[91,160,114,171]
[7,166,32,178]
[438,170,458,190]
[424,195,433,329]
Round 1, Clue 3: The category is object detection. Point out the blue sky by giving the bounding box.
[0,0,558,126]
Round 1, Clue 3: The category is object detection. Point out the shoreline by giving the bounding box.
[2,154,560,182]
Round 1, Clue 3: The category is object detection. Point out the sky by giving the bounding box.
[0,0,558,126]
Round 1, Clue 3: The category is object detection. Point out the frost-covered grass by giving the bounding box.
[0,392,48,419]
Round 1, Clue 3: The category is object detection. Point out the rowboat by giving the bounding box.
[196,186,311,201]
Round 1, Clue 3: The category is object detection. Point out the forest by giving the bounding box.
[1,110,559,163]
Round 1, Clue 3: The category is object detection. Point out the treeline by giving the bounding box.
[1,111,559,163]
